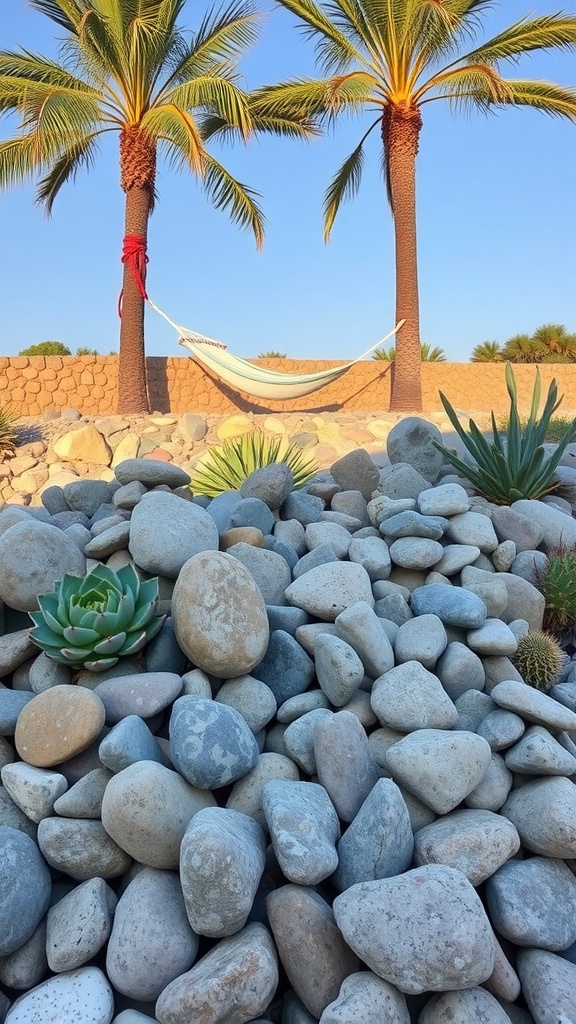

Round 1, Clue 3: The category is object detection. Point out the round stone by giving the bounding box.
[128,491,218,578]
[170,697,260,790]
[0,826,52,957]
[15,685,106,768]
[4,966,113,1024]
[171,551,269,678]
[0,521,86,612]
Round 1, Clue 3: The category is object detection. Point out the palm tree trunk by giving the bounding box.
[117,127,156,414]
[383,104,423,412]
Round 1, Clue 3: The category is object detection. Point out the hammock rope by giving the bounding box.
[118,234,149,317]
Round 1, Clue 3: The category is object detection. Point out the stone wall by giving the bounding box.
[2,355,576,417]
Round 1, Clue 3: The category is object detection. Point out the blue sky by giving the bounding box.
[0,1,575,362]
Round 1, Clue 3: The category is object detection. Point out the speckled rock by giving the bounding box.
[413,808,521,886]
[262,779,340,885]
[0,520,86,612]
[46,876,117,973]
[0,826,51,956]
[385,729,492,814]
[128,491,218,577]
[170,696,259,789]
[285,562,374,621]
[319,971,410,1024]
[171,551,269,677]
[4,966,114,1024]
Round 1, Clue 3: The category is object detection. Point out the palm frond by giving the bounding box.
[461,14,576,66]
[161,76,252,140]
[156,1,260,96]
[35,132,100,212]
[492,79,576,121]
[143,103,206,174]
[323,117,379,239]
[199,110,321,142]
[0,136,43,187]
[420,63,515,107]
[272,0,362,72]
[29,0,81,34]
[202,152,265,248]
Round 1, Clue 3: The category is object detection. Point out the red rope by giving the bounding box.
[118,234,149,317]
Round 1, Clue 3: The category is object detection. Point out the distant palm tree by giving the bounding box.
[532,323,576,360]
[373,342,446,362]
[257,350,287,358]
[471,341,503,363]
[252,2,576,411]
[0,0,312,413]
[501,333,543,364]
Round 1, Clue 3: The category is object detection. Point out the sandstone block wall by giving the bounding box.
[2,356,576,417]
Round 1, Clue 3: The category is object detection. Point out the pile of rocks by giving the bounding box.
[0,407,475,507]
[1,416,576,1024]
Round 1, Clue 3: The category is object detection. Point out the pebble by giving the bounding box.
[262,779,340,884]
[477,710,525,751]
[334,601,395,678]
[92,672,183,725]
[155,922,278,1024]
[253,630,316,703]
[389,537,444,569]
[305,521,352,559]
[490,680,576,731]
[180,807,266,937]
[37,818,132,880]
[106,868,198,1001]
[413,808,521,886]
[285,561,374,620]
[347,536,391,581]
[266,885,359,1019]
[385,729,492,814]
[0,631,38,678]
[319,971,410,1024]
[504,724,576,776]
[501,776,576,857]
[417,988,514,1024]
[333,865,494,995]
[0,762,68,822]
[371,662,458,732]
[169,696,260,789]
[313,634,365,706]
[46,876,117,972]
[417,483,470,516]
[466,618,518,657]
[225,542,292,604]
[393,614,448,669]
[171,551,269,677]
[0,827,52,956]
[313,711,380,823]
[516,948,576,1024]
[15,685,106,768]
[330,449,380,500]
[432,543,480,575]
[486,855,576,951]
[215,675,277,733]
[410,584,488,628]
[445,511,499,551]
[333,779,413,892]
[4,966,114,1024]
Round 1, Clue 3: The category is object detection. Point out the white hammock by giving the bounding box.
[148,299,403,401]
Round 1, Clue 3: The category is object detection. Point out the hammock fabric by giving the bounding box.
[148,298,404,402]
[118,234,403,401]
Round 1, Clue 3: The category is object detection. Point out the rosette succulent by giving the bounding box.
[29,563,166,671]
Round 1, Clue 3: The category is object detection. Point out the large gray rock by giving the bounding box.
[262,780,340,885]
[3,966,114,1024]
[418,988,514,1024]
[100,759,215,868]
[413,808,520,886]
[225,542,292,605]
[170,696,260,790]
[106,868,198,1001]
[371,662,458,732]
[0,521,86,612]
[386,417,444,483]
[285,562,374,620]
[517,948,576,1024]
[37,817,131,880]
[512,498,576,547]
[180,807,266,937]
[330,449,380,501]
[394,614,448,668]
[128,490,218,577]
[410,585,487,629]
[267,885,360,1019]
[333,779,413,892]
[486,856,576,951]
[314,711,380,823]
[492,506,544,552]
[171,551,269,677]
[46,877,116,972]
[334,601,395,678]
[445,512,499,552]
[490,680,576,732]
[314,634,364,707]
[435,642,485,700]
[319,971,410,1024]
[504,724,576,776]
[115,458,191,487]
[0,826,51,956]
[155,922,278,1024]
[333,865,494,995]
[500,777,576,857]
[386,729,491,814]
[494,572,545,631]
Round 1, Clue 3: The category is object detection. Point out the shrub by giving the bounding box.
[433,363,576,504]
[536,546,576,635]
[191,430,319,498]
[19,341,71,356]
[0,405,19,455]
[76,347,99,356]
[512,630,564,692]
[373,342,446,362]
[29,563,166,672]
[257,350,287,358]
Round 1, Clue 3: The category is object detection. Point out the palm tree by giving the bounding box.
[0,0,312,413]
[252,2,576,411]
[373,341,446,362]
[471,341,503,362]
[501,333,544,363]
[532,323,576,359]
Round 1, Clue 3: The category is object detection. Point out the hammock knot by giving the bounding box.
[118,234,149,317]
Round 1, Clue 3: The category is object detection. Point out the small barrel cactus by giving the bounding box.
[511,629,564,692]
[29,562,166,672]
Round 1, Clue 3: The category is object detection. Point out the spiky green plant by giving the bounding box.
[257,351,287,359]
[29,563,165,672]
[512,630,564,692]
[535,546,576,635]
[433,364,576,504]
[0,405,19,455]
[191,430,319,498]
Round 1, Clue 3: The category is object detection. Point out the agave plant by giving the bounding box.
[29,563,166,671]
[191,430,320,498]
[0,404,19,455]
[433,364,576,505]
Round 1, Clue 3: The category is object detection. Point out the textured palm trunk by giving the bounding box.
[382,104,423,412]
[117,127,156,414]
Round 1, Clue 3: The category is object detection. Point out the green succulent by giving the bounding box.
[191,430,319,498]
[536,546,576,635]
[0,404,19,455]
[29,563,166,672]
[433,363,576,504]
[512,629,564,692]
